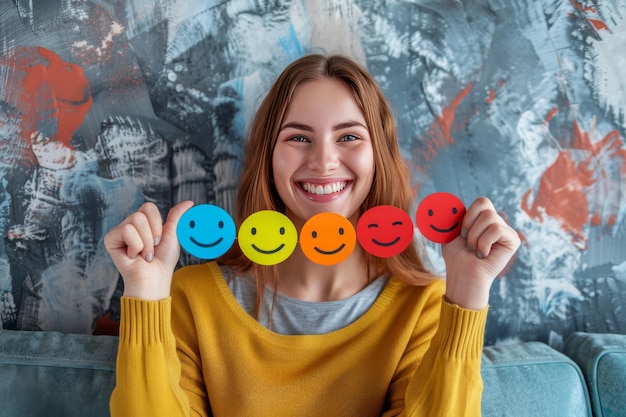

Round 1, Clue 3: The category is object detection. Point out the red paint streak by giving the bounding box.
[607,213,617,227]
[568,0,607,32]
[522,117,626,246]
[569,0,596,14]
[588,19,608,31]
[93,312,120,336]
[2,46,92,147]
[485,80,506,105]
[418,83,473,169]
[522,151,593,246]
[439,83,472,145]
[544,107,559,124]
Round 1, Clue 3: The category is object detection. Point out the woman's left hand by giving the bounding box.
[441,197,521,310]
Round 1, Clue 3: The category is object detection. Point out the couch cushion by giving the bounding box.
[564,332,626,417]
[482,341,592,417]
[0,330,118,417]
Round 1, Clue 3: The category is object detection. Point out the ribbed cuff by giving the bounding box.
[119,296,174,346]
[436,300,489,360]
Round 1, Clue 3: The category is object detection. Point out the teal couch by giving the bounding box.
[0,330,624,416]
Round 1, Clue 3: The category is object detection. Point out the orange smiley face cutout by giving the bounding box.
[416,192,466,244]
[300,212,356,265]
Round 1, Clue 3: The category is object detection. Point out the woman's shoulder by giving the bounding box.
[386,275,446,309]
[171,261,225,294]
[390,275,445,294]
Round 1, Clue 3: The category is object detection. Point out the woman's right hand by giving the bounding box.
[104,201,194,300]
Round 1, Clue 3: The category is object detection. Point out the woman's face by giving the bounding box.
[272,78,375,228]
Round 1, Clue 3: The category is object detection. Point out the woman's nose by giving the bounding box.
[308,141,340,172]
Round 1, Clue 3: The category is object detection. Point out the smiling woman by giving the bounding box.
[271,77,375,226]
[104,53,520,417]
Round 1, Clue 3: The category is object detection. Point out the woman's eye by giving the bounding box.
[340,134,359,142]
[289,135,308,142]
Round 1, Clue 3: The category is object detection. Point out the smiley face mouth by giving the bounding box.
[371,237,401,247]
[430,222,460,233]
[190,236,224,248]
[251,243,285,254]
[313,243,346,255]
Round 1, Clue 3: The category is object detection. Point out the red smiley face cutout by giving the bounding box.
[357,206,414,258]
[416,192,466,244]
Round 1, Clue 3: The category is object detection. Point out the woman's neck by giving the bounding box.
[275,245,377,302]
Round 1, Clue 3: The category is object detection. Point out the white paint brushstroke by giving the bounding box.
[613,260,626,282]
[584,8,626,131]
[164,1,221,63]
[304,0,365,62]
[72,21,125,58]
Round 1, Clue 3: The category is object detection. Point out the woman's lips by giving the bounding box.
[298,180,351,202]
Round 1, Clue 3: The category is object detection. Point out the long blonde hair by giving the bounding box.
[219,53,436,316]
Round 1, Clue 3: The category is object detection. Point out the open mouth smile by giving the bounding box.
[300,181,349,195]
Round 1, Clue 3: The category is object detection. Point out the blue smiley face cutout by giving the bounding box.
[177,204,236,259]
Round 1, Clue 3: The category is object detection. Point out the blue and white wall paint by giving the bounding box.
[0,0,624,347]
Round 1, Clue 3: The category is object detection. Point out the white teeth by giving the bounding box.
[302,182,347,195]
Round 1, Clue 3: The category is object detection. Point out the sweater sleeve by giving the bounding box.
[109,296,210,417]
[384,297,488,417]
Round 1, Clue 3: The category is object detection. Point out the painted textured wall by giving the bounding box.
[0,0,624,347]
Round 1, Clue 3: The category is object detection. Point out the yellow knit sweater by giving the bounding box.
[110,262,487,417]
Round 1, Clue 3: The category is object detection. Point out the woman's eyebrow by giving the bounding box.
[279,120,367,132]
[279,122,313,132]
[332,120,368,130]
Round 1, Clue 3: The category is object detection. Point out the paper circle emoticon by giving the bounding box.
[238,210,298,265]
[300,212,356,265]
[357,205,414,257]
[177,204,236,259]
[415,192,466,244]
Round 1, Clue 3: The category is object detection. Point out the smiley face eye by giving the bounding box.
[339,228,344,235]
[428,209,433,216]
[368,223,379,228]
[190,220,196,228]
[392,221,403,226]
[279,227,285,235]
[251,227,257,235]
[312,231,317,238]
[452,207,457,214]
[218,220,224,228]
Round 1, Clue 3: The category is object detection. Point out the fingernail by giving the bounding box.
[461,228,468,239]
[154,237,161,246]
[145,253,153,262]
[476,251,484,259]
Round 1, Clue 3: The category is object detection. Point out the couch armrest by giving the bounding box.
[0,330,118,417]
[482,341,592,417]
[564,332,626,417]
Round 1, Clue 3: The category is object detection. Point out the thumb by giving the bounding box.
[155,200,195,263]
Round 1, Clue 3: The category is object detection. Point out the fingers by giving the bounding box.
[461,197,520,258]
[104,202,163,262]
